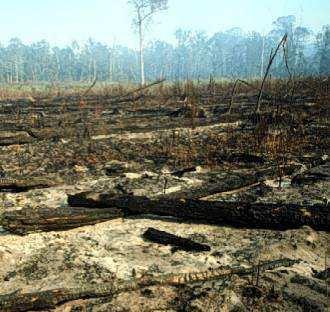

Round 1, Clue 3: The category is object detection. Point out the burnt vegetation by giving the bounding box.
[0,75,328,179]
[0,8,329,312]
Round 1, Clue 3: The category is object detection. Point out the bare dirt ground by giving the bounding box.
[0,79,329,311]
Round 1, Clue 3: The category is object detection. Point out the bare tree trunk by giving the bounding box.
[93,59,97,81]
[109,52,113,81]
[88,59,93,82]
[10,63,13,84]
[260,35,265,78]
[15,60,19,83]
[138,21,146,86]
[32,68,36,82]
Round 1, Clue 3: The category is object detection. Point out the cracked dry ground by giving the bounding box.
[0,87,329,311]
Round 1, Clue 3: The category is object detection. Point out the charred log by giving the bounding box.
[0,178,61,193]
[2,191,328,234]
[1,206,123,234]
[0,258,298,312]
[142,227,211,252]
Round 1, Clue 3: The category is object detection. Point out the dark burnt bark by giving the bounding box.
[1,206,123,235]
[0,177,61,193]
[142,227,211,252]
[2,192,328,235]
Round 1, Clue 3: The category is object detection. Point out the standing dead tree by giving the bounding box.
[256,34,288,113]
[128,0,168,86]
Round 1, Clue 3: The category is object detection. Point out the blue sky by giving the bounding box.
[1,0,329,48]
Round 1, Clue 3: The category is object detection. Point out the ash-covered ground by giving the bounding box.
[0,80,329,311]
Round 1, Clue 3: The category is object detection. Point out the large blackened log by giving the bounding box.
[2,192,328,235]
[1,206,123,235]
[0,177,61,193]
[70,192,329,231]
[2,180,328,234]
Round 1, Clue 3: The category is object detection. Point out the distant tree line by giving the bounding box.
[0,16,329,84]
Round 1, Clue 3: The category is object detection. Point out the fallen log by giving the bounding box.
[67,173,259,205]
[291,162,330,186]
[0,177,61,193]
[69,193,328,231]
[1,206,123,234]
[142,227,211,252]
[162,165,303,198]
[0,258,298,312]
[2,192,328,234]
[0,131,34,146]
